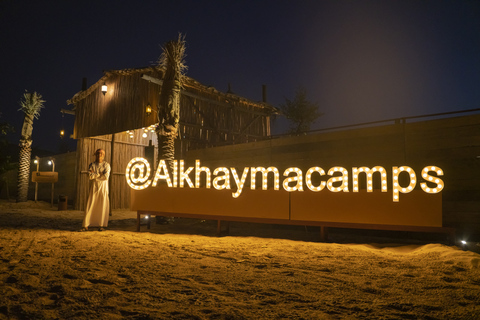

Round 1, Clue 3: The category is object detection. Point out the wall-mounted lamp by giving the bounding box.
[146,104,152,117]
[60,129,65,138]
[101,82,107,95]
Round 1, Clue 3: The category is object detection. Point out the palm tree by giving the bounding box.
[16,91,45,202]
[156,34,187,169]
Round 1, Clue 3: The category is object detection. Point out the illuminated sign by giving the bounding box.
[125,158,444,202]
[31,171,58,183]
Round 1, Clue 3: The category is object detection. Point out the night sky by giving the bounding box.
[1,0,479,154]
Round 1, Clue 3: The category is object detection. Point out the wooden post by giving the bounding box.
[50,159,55,208]
[34,157,39,203]
[136,212,141,232]
[109,133,115,215]
[320,226,328,242]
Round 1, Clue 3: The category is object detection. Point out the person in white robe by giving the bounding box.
[81,149,110,231]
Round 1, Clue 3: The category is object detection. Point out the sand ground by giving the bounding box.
[1,200,479,319]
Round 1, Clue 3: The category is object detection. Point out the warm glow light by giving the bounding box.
[213,167,230,190]
[172,160,178,187]
[60,129,65,137]
[231,167,249,198]
[125,158,444,201]
[195,160,211,188]
[283,167,303,192]
[125,157,152,190]
[392,166,416,202]
[146,104,152,116]
[179,160,194,188]
[327,167,348,192]
[420,166,444,194]
[305,167,326,191]
[101,83,107,95]
[251,167,280,190]
[352,166,387,192]
[152,160,173,187]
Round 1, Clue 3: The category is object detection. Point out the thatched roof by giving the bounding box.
[67,66,278,144]
[67,66,278,114]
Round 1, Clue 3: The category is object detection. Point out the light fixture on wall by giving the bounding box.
[60,110,65,138]
[145,104,152,117]
[101,82,107,95]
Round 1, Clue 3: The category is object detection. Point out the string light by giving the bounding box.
[305,167,326,191]
[420,166,444,193]
[231,167,249,198]
[213,167,230,190]
[283,167,303,192]
[327,167,348,192]
[152,160,172,187]
[124,158,445,201]
[125,157,152,190]
[179,160,194,188]
[352,166,387,192]
[195,160,211,188]
[392,166,416,202]
[250,167,280,190]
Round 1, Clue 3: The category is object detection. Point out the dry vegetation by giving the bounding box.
[1,200,479,319]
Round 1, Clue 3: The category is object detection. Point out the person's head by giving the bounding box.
[95,149,105,162]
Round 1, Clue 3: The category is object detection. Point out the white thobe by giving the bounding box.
[82,161,110,228]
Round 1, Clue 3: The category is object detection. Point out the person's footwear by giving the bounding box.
[79,227,88,232]
[98,227,105,231]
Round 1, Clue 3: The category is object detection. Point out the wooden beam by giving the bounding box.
[239,115,262,134]
[141,74,274,117]
[60,108,75,115]
[178,121,264,139]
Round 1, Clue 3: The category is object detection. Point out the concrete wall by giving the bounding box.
[186,114,480,239]
[0,152,77,205]
[2,113,478,240]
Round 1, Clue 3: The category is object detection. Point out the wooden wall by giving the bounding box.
[185,114,480,239]
[75,130,157,211]
[70,68,274,151]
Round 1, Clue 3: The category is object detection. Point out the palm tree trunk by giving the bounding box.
[156,36,186,170]
[16,113,34,202]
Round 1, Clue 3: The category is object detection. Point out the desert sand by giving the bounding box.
[1,199,479,319]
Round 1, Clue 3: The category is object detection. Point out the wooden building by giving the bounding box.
[67,66,277,210]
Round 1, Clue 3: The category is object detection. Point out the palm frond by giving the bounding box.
[158,33,188,82]
[18,91,45,119]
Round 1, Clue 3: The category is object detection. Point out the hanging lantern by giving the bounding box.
[101,82,107,95]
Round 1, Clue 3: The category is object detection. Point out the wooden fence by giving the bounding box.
[75,130,157,211]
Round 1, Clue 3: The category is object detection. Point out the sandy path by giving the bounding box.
[1,200,479,319]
